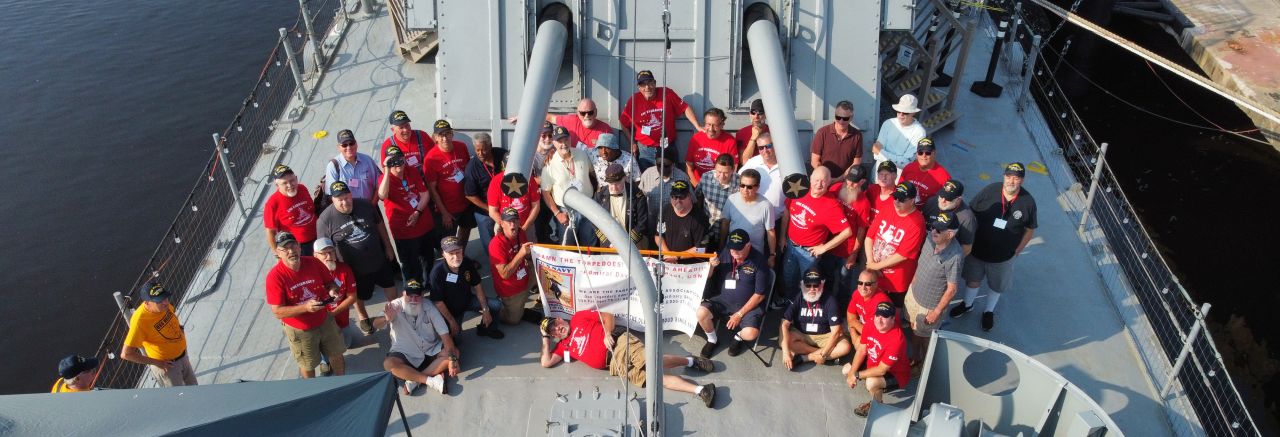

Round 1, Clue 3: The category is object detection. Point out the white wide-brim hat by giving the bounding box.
[891,94,921,113]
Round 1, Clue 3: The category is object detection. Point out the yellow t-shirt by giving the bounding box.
[124,303,187,361]
[51,379,88,393]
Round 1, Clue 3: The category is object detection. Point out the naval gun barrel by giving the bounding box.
[747,19,810,197]
[505,21,567,186]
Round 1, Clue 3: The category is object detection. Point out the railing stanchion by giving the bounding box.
[298,0,325,71]
[1077,141,1108,233]
[279,28,311,105]
[1162,303,1211,397]
[1018,34,1041,112]
[213,133,249,218]
[113,291,133,324]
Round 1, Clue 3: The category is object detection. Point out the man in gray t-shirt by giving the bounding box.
[921,179,976,256]
[905,212,963,363]
[721,168,777,264]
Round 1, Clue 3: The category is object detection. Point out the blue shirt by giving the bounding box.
[463,148,506,202]
[326,152,382,201]
[783,290,843,334]
[711,249,770,307]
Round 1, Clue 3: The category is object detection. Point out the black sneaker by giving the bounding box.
[697,383,716,408]
[982,312,994,331]
[477,324,505,339]
[522,308,543,324]
[692,356,715,373]
[949,303,973,319]
[699,341,718,359]
[727,339,746,357]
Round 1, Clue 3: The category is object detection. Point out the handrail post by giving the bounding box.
[212,133,249,218]
[1161,303,1211,397]
[361,0,376,16]
[113,291,133,324]
[279,28,311,105]
[1077,142,1108,233]
[1018,33,1042,112]
[298,0,326,71]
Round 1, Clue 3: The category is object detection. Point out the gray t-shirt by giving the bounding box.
[910,237,963,308]
[722,193,775,252]
[922,198,977,247]
[316,199,386,275]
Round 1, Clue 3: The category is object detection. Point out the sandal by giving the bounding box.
[855,402,871,417]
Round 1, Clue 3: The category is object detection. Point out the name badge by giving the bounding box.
[806,323,819,333]
[516,268,527,280]
[348,179,361,188]
[993,218,1008,229]
[446,273,458,283]
[641,126,652,136]
[451,172,464,183]
[564,349,572,363]
[409,197,419,209]
[723,279,737,290]
[407,155,419,166]
[693,247,705,254]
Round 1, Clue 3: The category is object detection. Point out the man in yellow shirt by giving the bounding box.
[51,354,98,393]
[121,282,197,386]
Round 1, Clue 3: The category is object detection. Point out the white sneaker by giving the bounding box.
[425,374,446,394]
[403,380,421,395]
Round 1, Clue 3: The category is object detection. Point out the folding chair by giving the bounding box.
[748,270,777,366]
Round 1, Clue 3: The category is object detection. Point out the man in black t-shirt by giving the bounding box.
[655,180,711,262]
[317,181,400,335]
[696,229,769,358]
[427,236,504,341]
[950,163,1038,331]
[781,267,850,370]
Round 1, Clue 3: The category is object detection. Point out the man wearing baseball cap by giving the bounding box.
[832,165,874,306]
[864,182,927,309]
[735,98,770,161]
[381,110,434,175]
[317,180,401,335]
[490,207,535,325]
[326,128,382,201]
[378,147,436,282]
[781,267,851,370]
[52,354,99,393]
[265,231,347,379]
[638,144,691,230]
[313,238,358,345]
[265,164,317,255]
[586,163,649,248]
[866,160,899,222]
[423,119,475,241]
[696,229,769,358]
[952,162,1037,331]
[655,180,709,261]
[898,138,952,206]
[905,212,963,363]
[428,236,504,340]
[121,282,197,386]
[846,302,911,417]
[384,278,458,395]
[540,125,595,242]
[922,179,977,255]
[620,69,702,168]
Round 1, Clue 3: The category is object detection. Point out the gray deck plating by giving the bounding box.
[174,11,1178,436]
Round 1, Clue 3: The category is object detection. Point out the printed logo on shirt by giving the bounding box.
[1013,210,1022,220]
[739,264,756,275]
[871,221,908,264]
[154,310,184,341]
[288,201,314,226]
[790,203,815,229]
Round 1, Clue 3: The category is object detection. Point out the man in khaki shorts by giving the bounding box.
[780,268,852,370]
[905,212,963,364]
[120,282,198,386]
[265,231,347,378]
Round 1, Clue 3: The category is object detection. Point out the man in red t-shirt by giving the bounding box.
[539,311,718,407]
[866,161,899,224]
[489,208,533,325]
[378,149,436,282]
[508,98,613,150]
[424,120,474,239]
[847,270,892,341]
[846,302,911,417]
[264,165,317,255]
[265,231,346,378]
[314,238,357,333]
[685,108,737,182]
[735,99,770,161]
[781,167,853,303]
[831,167,873,305]
[865,182,926,307]
[619,70,702,168]
[897,138,951,207]
[381,110,435,175]
[487,172,541,233]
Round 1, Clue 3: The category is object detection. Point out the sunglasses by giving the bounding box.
[835,115,851,122]
[804,283,823,289]
[339,142,356,148]
[739,184,758,189]
[917,151,934,156]
[857,281,876,286]
[578,110,596,116]
[749,109,764,115]
[758,144,774,149]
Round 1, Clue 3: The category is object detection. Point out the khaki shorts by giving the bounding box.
[794,330,835,349]
[499,288,531,325]
[608,332,648,388]
[904,287,942,338]
[283,316,347,371]
[151,353,198,387]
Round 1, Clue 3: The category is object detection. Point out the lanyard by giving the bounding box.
[1000,190,1019,217]
[730,259,741,280]
[804,300,820,321]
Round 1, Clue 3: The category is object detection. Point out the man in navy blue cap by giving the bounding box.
[52,354,99,393]
[781,267,851,370]
[696,228,769,358]
[905,211,963,362]
[121,282,198,386]
[951,162,1037,331]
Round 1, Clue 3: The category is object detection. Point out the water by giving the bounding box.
[0,1,299,394]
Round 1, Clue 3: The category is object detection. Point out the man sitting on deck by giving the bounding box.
[696,229,768,358]
[781,268,851,370]
[539,310,718,408]
[845,302,911,417]
[427,236,504,340]
[384,279,459,395]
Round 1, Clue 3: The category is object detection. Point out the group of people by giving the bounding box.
[53,71,1038,420]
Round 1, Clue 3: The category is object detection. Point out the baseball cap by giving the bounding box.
[876,160,898,174]
[58,354,99,379]
[389,110,411,126]
[313,237,335,252]
[329,181,351,196]
[404,278,426,295]
[604,163,625,182]
[1004,162,1026,178]
[440,236,464,253]
[385,145,403,157]
[749,99,765,114]
[892,182,917,202]
[875,302,896,318]
[272,164,294,180]
[597,133,619,150]
[552,125,570,141]
[433,119,453,135]
[337,129,356,144]
[541,121,555,134]
[843,164,868,186]
[140,281,172,303]
[938,179,964,200]
[501,206,521,222]
[917,138,936,152]
[658,145,679,165]
[725,229,750,250]
[931,211,960,232]
[669,180,692,198]
[540,317,557,336]
[802,267,824,286]
[274,230,298,247]
[636,69,656,84]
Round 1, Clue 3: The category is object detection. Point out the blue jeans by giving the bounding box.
[637,146,658,171]
[474,211,495,255]
[783,241,818,299]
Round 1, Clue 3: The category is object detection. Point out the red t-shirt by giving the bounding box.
[862,325,911,387]
[554,114,613,150]
[379,169,434,239]
[734,124,770,156]
[832,194,873,259]
[264,187,317,242]
[848,291,894,328]
[325,262,357,329]
[866,184,897,224]
[552,311,610,370]
[424,142,472,214]
[868,209,926,294]
[488,231,529,297]
[619,88,689,147]
[487,172,540,224]
[265,256,335,330]
[898,162,952,206]
[786,195,851,247]
[685,131,738,181]
[380,130,435,173]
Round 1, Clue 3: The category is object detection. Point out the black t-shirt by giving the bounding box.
[711,249,770,306]
[316,199,386,275]
[968,182,1038,263]
[426,258,483,317]
[660,203,709,252]
[463,148,506,201]
[783,290,843,334]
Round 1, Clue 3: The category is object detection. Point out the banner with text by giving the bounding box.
[531,246,710,336]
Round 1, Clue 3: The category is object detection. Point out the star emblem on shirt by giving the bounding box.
[503,173,528,198]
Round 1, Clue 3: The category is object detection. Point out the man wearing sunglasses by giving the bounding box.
[951,163,1037,331]
[509,98,613,151]
[898,138,952,206]
[326,128,382,201]
[735,99,770,161]
[905,212,963,363]
[810,100,864,177]
[872,94,927,178]
[739,133,784,218]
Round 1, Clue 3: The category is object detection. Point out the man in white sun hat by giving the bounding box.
[872,94,927,178]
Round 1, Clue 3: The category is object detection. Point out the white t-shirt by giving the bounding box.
[875,118,927,167]
[739,155,784,217]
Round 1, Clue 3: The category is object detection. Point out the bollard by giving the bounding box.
[970,16,1008,98]
[279,28,311,105]
[1017,34,1042,111]
[1161,303,1211,397]
[298,0,325,71]
[213,133,250,218]
[1077,142,1108,232]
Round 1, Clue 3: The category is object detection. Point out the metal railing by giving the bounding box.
[999,2,1263,434]
[89,0,351,391]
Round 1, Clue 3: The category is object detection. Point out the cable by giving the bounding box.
[1142,60,1261,135]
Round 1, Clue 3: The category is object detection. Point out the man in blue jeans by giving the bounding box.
[778,167,852,308]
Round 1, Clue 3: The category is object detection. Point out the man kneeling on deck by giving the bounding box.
[845,302,911,417]
[539,311,720,408]
[384,279,459,395]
